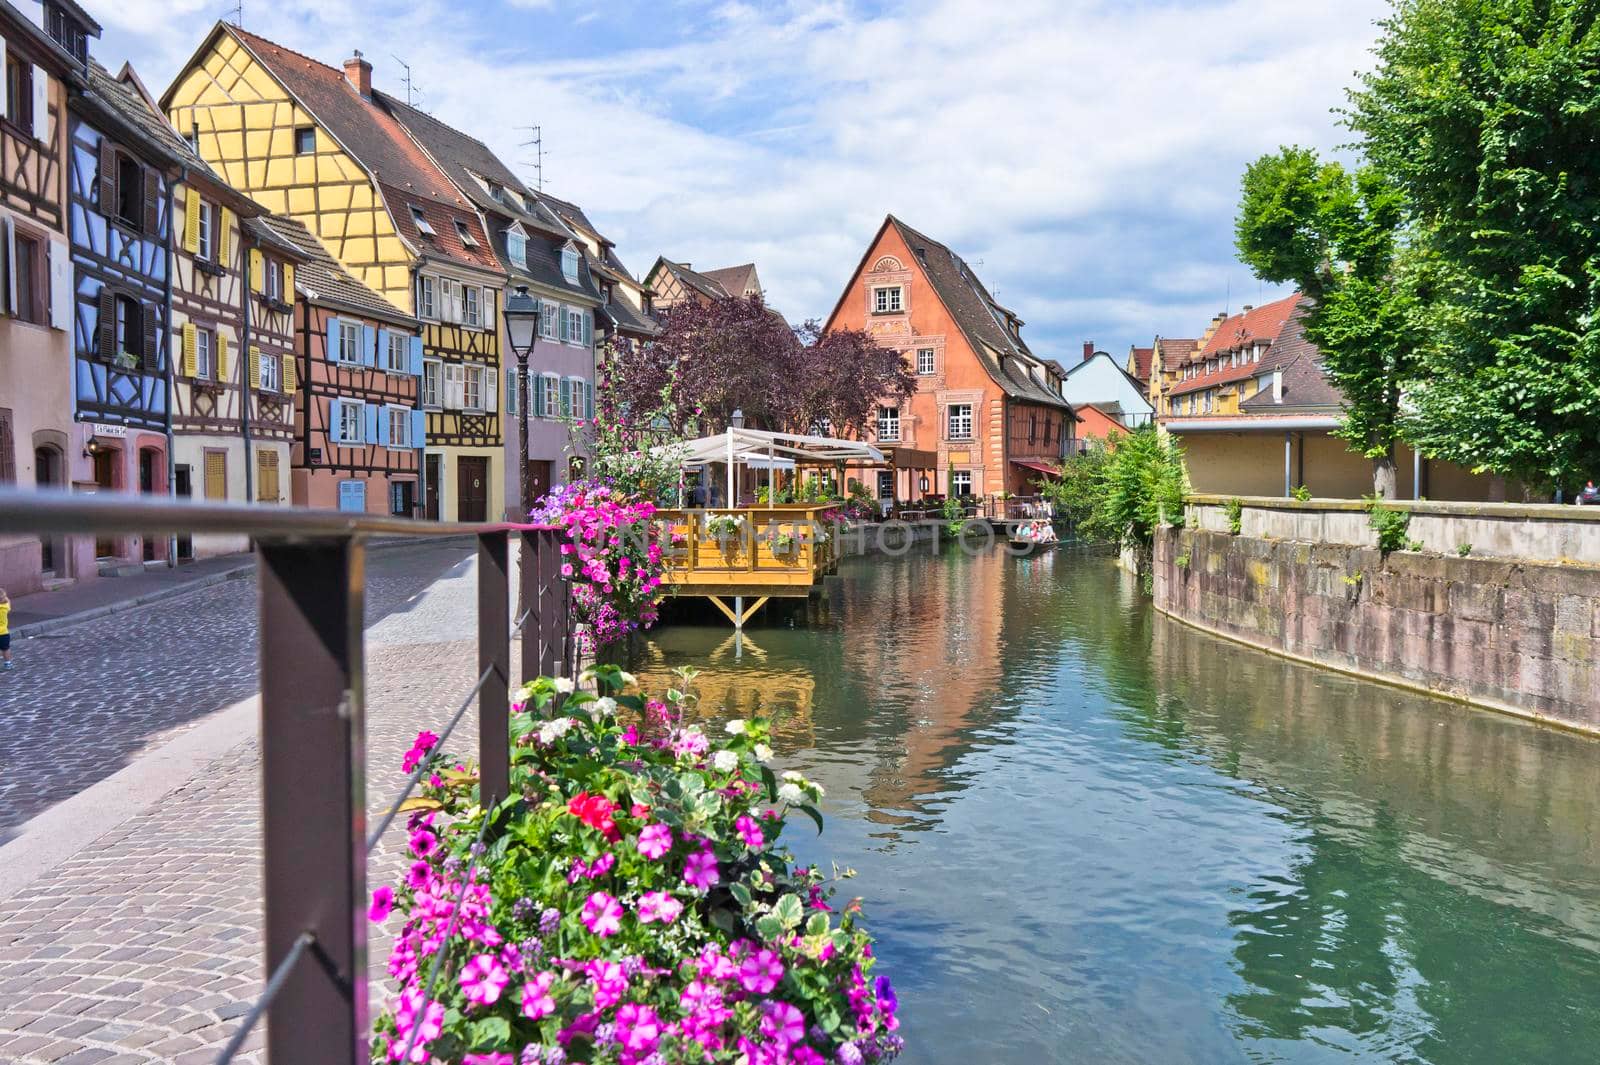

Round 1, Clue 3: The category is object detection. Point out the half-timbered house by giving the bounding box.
[0,0,91,595]
[162,27,506,522]
[254,214,423,515]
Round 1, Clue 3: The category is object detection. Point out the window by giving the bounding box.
[419,275,436,320]
[337,320,363,363]
[463,363,484,411]
[388,405,412,448]
[507,230,527,269]
[259,350,281,393]
[195,327,215,380]
[951,470,972,497]
[9,229,44,325]
[294,126,315,154]
[455,220,478,247]
[410,205,435,237]
[561,245,578,282]
[566,307,585,345]
[5,56,32,131]
[333,399,364,443]
[540,302,559,339]
[877,406,900,441]
[116,154,143,229]
[877,470,894,500]
[115,294,142,358]
[947,403,972,440]
[542,372,560,418]
[464,285,480,327]
[264,258,284,302]
[422,358,442,407]
[197,201,214,261]
[873,286,902,313]
[390,480,415,516]
[486,180,504,202]
[384,332,410,373]
[916,348,935,375]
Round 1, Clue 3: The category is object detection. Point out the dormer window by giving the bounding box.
[455,221,478,248]
[561,245,578,283]
[410,205,435,237]
[506,228,527,270]
[487,180,504,202]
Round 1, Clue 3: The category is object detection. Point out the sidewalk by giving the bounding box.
[8,534,468,638]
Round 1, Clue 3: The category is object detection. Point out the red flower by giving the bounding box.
[567,792,621,840]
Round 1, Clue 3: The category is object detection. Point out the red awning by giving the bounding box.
[1011,459,1059,476]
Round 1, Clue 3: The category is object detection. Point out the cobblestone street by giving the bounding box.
[0,536,517,1063]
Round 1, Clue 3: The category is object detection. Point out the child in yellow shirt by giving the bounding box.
[0,588,12,670]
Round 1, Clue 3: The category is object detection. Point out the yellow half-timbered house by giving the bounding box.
[161,24,506,520]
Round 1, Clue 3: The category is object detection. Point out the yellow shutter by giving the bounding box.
[204,451,227,500]
[256,449,279,503]
[283,263,295,300]
[183,191,201,255]
[249,248,263,292]
[216,332,229,381]
[181,323,197,377]
[218,208,233,264]
[281,351,296,393]
[248,345,261,389]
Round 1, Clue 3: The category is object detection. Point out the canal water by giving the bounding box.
[635,546,1600,1064]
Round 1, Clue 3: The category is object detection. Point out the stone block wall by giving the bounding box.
[1153,525,1600,732]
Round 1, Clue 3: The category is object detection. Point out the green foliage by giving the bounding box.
[1235,146,1421,496]
[1096,427,1188,550]
[1457,542,1473,557]
[1039,443,1110,538]
[940,495,965,522]
[1366,495,1422,553]
[1347,0,1600,487]
[1225,498,1244,535]
[1174,552,1191,569]
[1291,484,1313,502]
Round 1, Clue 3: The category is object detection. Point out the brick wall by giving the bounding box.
[1154,526,1600,732]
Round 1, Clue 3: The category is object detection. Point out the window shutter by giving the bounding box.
[361,324,376,367]
[0,38,7,119]
[216,332,229,381]
[249,248,263,293]
[533,373,545,417]
[49,237,70,330]
[329,401,345,444]
[325,316,340,361]
[141,303,159,371]
[505,367,517,415]
[364,403,379,444]
[375,406,390,446]
[283,263,294,299]
[248,345,262,389]
[142,169,160,237]
[281,350,296,393]
[181,323,197,377]
[218,208,233,264]
[375,328,389,367]
[97,138,114,214]
[444,364,464,409]
[482,287,495,329]
[585,379,594,420]
[1,215,13,316]
[409,335,423,376]
[560,308,569,342]
[31,65,47,144]
[583,311,592,347]
[182,190,200,255]
[559,377,571,418]
[96,286,115,359]
[410,408,425,447]
[484,366,497,414]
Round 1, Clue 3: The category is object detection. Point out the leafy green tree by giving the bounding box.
[1039,439,1114,541]
[1235,146,1422,498]
[1348,0,1600,490]
[1094,427,1187,552]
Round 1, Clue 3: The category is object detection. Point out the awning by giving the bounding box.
[1011,459,1059,476]
[650,427,886,469]
[881,445,939,469]
[1162,417,1340,433]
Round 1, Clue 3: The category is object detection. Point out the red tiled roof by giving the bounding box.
[1155,337,1198,371]
[1167,360,1268,397]
[1198,293,1300,359]
[229,27,501,277]
[1128,345,1154,383]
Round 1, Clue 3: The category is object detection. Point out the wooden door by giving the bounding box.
[526,459,552,512]
[256,449,280,503]
[139,448,160,560]
[425,454,442,521]
[457,456,488,522]
[94,450,117,557]
[174,466,194,560]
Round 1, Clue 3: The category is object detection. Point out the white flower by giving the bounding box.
[781,770,805,784]
[537,717,574,744]
[712,750,739,773]
[618,671,638,688]
[590,696,618,720]
[554,677,576,695]
[777,782,806,805]
[753,743,774,763]
[724,719,748,735]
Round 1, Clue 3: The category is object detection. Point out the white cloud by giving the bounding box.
[109,0,1387,355]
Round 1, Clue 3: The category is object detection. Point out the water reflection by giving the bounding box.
[638,547,1600,1064]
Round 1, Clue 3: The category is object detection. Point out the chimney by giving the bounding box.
[1241,303,1253,313]
[344,50,372,98]
[1082,341,1095,363]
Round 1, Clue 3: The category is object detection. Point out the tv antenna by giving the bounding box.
[392,56,423,108]
[225,0,242,27]
[518,125,545,191]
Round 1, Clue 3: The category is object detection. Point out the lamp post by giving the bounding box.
[502,286,541,520]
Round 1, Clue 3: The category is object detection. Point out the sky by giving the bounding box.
[86,0,1390,361]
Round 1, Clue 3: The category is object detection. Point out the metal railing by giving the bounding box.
[0,486,572,1065]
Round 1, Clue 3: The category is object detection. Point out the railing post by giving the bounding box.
[519,529,540,685]
[257,536,366,1065]
[478,530,510,810]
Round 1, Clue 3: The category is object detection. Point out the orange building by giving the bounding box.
[824,215,1074,502]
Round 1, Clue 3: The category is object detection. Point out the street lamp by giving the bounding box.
[731,408,745,429]
[919,473,930,497]
[502,285,541,520]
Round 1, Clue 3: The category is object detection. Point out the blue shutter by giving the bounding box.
[376,406,391,446]
[584,311,593,347]
[409,335,424,376]
[559,307,569,342]
[361,324,376,367]
[585,379,595,419]
[329,400,344,443]
[364,403,379,444]
[326,316,341,362]
[411,408,425,447]
[559,377,571,418]
[506,367,518,415]
[375,329,389,368]
[533,374,546,418]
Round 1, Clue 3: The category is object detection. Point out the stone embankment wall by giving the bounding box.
[1154,497,1600,733]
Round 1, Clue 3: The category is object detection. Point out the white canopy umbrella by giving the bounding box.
[651,427,886,507]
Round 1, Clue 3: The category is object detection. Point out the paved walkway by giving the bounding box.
[6,554,255,637]
[0,541,514,1063]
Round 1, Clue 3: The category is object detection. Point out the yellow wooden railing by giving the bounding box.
[654,504,840,595]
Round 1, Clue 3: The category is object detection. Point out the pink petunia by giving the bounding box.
[408,829,438,859]
[637,890,684,925]
[683,849,720,890]
[735,814,765,849]
[580,891,624,937]
[586,958,628,1008]
[636,822,673,861]
[459,953,509,1007]
[761,1000,806,1047]
[368,886,394,923]
[520,970,557,1020]
[615,1002,663,1055]
[738,948,784,994]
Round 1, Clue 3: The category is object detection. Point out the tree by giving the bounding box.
[1347,0,1600,490]
[1235,146,1422,498]
[792,322,915,438]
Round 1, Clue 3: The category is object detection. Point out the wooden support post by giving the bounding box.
[478,531,510,810]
